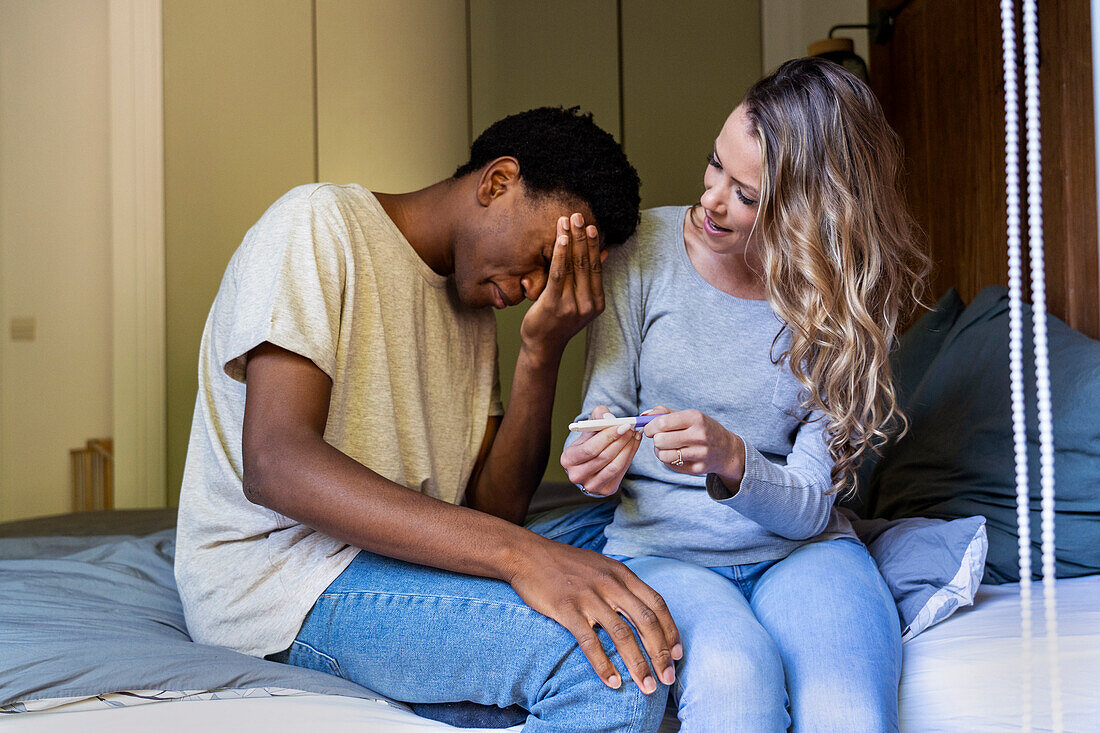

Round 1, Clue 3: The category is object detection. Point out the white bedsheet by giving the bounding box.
[3,693,506,732]
[8,577,1098,732]
[900,574,1100,732]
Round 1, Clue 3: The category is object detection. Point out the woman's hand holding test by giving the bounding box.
[643,406,747,490]
[560,406,643,497]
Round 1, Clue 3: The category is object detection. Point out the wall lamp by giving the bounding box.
[808,1,916,82]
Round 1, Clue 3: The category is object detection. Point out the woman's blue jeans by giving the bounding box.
[283,501,662,732]
[611,537,903,732]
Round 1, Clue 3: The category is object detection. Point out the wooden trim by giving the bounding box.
[109,0,167,508]
[869,0,1099,340]
[1093,0,1100,320]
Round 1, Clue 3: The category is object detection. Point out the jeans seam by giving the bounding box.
[629,675,644,731]
[538,517,613,542]
[317,590,537,615]
[291,639,343,678]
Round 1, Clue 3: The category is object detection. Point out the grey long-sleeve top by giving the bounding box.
[575,206,855,566]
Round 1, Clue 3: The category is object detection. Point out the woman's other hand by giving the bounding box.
[560,406,643,496]
[642,406,746,487]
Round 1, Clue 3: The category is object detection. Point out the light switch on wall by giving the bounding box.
[10,316,36,341]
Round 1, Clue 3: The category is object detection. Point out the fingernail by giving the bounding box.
[662,667,676,685]
[587,225,598,237]
[673,643,683,660]
[616,424,629,435]
[559,216,567,228]
[572,213,583,226]
[607,675,622,689]
[635,431,642,441]
[643,676,657,694]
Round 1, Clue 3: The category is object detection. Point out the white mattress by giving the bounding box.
[899,574,1100,732]
[8,577,1099,732]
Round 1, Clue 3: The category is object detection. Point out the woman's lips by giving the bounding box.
[703,211,732,237]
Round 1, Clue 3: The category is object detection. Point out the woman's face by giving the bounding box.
[697,104,762,254]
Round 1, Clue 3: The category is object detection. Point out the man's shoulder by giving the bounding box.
[261,183,377,220]
[304,182,372,206]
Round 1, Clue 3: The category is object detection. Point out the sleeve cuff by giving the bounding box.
[707,439,773,506]
[706,436,755,501]
[705,472,736,500]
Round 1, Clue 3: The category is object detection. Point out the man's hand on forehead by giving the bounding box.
[518,211,606,357]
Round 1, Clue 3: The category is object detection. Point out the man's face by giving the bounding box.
[454,188,596,310]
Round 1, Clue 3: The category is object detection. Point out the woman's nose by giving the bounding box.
[700,184,727,215]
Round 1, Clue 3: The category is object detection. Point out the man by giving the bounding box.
[175,107,680,732]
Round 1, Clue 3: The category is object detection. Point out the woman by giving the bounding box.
[561,58,931,731]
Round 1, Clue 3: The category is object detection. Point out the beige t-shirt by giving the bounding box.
[174,183,502,657]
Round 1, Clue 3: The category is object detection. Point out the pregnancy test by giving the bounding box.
[568,415,658,432]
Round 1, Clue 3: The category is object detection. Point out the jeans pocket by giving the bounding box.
[287,639,343,678]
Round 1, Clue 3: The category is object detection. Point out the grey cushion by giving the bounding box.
[846,288,966,514]
[867,286,1100,583]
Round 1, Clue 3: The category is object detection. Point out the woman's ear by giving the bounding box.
[474,157,521,207]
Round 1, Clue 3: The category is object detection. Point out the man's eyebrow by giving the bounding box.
[712,145,759,198]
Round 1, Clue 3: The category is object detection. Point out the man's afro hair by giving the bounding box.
[454,107,641,246]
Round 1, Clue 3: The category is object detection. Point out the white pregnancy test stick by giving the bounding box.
[568,415,658,432]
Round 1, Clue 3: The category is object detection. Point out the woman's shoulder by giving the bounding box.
[635,206,689,243]
[608,206,689,268]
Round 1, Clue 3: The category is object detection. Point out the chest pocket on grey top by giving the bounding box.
[770,366,807,419]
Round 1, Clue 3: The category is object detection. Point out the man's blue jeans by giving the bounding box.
[283,501,661,732]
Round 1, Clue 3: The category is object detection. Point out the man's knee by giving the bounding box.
[529,624,669,733]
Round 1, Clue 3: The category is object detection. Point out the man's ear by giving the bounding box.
[474,157,520,207]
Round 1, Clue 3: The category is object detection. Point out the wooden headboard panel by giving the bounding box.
[869,0,1099,339]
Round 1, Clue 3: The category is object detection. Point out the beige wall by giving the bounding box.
[316,0,469,190]
[163,0,316,502]
[0,0,113,522]
[622,1,762,209]
[762,0,869,74]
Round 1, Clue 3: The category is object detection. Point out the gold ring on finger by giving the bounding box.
[671,449,684,466]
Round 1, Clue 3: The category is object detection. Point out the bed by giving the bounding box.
[1,505,1098,732]
[3,288,1099,731]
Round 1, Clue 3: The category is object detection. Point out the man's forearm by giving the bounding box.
[246,430,541,581]
[469,344,563,523]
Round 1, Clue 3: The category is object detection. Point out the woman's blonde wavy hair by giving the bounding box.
[742,57,932,497]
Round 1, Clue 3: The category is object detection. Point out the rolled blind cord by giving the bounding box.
[1001,1,1063,730]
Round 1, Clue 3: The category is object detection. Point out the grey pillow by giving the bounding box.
[867,286,1100,583]
[843,510,988,641]
[844,289,966,515]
